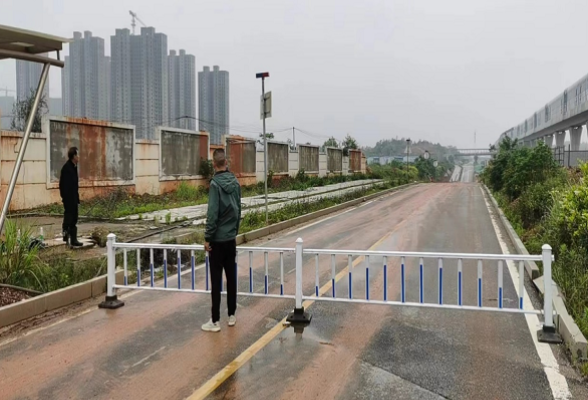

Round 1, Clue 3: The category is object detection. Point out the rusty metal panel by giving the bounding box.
[268,142,288,173]
[226,138,256,176]
[327,147,343,172]
[349,149,361,172]
[48,119,134,184]
[160,129,209,177]
[299,144,319,172]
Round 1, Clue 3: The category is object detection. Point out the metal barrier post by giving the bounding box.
[99,234,125,309]
[287,238,312,325]
[538,244,561,343]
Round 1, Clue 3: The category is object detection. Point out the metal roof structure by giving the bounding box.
[0,25,69,233]
[0,24,68,67]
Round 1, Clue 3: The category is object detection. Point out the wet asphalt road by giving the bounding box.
[0,183,566,399]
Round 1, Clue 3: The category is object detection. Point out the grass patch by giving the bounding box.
[239,182,392,234]
[37,182,209,219]
[31,174,381,220]
[0,220,107,294]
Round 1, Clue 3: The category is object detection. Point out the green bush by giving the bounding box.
[503,143,559,201]
[552,245,588,336]
[483,137,588,352]
[0,220,45,291]
[199,158,214,180]
[511,172,566,229]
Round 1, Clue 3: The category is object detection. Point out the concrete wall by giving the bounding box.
[361,153,367,174]
[1,121,366,210]
[256,150,313,182]
[225,135,256,181]
[298,144,319,173]
[47,117,135,185]
[289,151,299,177]
[0,119,211,211]
[135,139,160,195]
[319,153,328,177]
[267,141,289,174]
[342,156,349,175]
[159,127,209,180]
[327,147,343,173]
[0,131,60,210]
[349,149,362,172]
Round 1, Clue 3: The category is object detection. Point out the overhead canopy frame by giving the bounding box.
[0,24,68,67]
[0,25,69,233]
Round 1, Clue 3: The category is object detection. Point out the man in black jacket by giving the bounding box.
[59,147,83,247]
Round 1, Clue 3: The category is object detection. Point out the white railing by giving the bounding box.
[99,234,556,340]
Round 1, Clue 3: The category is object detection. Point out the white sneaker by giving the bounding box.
[228,315,236,327]
[201,319,220,332]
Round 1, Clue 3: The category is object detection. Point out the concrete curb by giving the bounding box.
[0,182,417,329]
[0,270,124,329]
[533,276,588,361]
[483,185,587,361]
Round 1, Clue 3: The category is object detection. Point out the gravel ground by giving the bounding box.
[0,287,31,307]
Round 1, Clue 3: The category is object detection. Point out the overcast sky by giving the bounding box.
[2,0,588,148]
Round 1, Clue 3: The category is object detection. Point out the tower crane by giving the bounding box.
[129,11,147,35]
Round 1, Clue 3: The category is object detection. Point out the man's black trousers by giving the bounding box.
[62,202,78,235]
[209,239,237,323]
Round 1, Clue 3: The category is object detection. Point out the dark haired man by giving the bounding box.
[59,147,83,247]
[202,149,242,332]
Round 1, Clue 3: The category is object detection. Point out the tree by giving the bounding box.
[11,88,47,133]
[323,137,339,149]
[257,132,274,146]
[342,134,358,156]
[415,156,436,180]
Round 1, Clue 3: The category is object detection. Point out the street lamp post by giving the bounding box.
[405,139,411,183]
[256,72,270,225]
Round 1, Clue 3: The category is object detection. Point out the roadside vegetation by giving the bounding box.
[481,137,588,348]
[31,173,378,220]
[369,157,452,183]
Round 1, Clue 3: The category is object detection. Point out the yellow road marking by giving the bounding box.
[186,231,394,400]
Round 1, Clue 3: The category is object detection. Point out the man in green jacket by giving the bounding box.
[202,149,242,332]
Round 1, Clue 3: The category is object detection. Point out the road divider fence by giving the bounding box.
[99,234,559,341]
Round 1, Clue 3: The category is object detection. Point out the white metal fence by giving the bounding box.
[99,234,558,341]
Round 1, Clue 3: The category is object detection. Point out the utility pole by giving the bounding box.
[405,138,411,183]
[256,72,270,225]
[292,127,296,148]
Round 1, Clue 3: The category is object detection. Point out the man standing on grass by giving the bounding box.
[59,147,83,248]
[202,149,242,332]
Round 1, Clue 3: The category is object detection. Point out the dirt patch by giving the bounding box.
[0,287,31,307]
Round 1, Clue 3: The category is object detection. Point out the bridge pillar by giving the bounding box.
[555,131,566,148]
[570,126,583,151]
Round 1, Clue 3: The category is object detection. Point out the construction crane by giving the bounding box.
[129,11,147,35]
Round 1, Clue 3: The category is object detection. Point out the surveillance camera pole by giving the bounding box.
[256,72,270,225]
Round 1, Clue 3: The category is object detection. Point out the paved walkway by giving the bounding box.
[120,179,382,223]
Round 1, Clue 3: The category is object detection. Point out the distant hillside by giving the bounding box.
[363,138,458,158]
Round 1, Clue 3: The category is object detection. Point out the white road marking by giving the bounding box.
[481,187,571,400]
[287,207,357,235]
[129,346,166,370]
